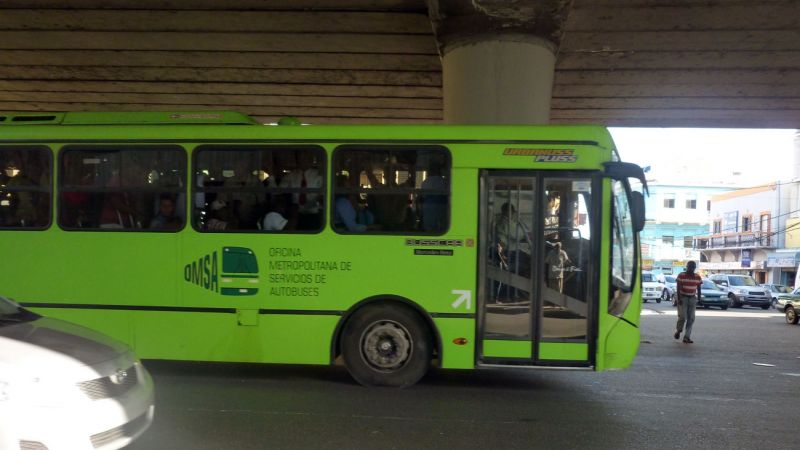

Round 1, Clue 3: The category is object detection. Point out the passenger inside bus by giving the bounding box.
[99,186,140,229]
[280,149,323,231]
[541,180,591,322]
[261,193,291,231]
[149,194,182,230]
[333,173,374,232]
[57,148,185,230]
[0,151,48,228]
[419,159,448,232]
[494,202,532,279]
[364,157,413,231]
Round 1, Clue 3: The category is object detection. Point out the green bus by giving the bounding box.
[0,111,646,387]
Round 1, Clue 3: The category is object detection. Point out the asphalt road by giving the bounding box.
[128,302,799,450]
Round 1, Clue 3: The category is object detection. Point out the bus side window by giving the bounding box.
[58,146,186,232]
[0,146,52,229]
[192,145,326,233]
[332,146,450,234]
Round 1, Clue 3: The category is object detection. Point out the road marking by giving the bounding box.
[451,290,472,310]
[648,310,784,318]
[615,392,765,404]
[782,373,800,377]
[752,363,775,367]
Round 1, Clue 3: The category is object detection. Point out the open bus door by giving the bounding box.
[476,170,598,367]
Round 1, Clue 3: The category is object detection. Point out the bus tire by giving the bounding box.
[342,304,432,387]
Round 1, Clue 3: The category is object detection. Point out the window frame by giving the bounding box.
[58,144,188,233]
[191,144,327,234]
[330,144,452,236]
[0,145,53,231]
[742,214,752,232]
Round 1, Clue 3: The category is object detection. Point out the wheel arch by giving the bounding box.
[329,294,442,365]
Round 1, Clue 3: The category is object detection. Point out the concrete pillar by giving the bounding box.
[427,0,572,125]
[442,36,556,124]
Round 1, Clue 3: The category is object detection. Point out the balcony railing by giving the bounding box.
[694,231,772,250]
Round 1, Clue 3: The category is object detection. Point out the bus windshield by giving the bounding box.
[609,179,636,317]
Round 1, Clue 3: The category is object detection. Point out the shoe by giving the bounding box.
[674,331,680,340]
[683,338,693,344]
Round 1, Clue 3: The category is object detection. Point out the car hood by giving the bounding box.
[701,288,726,296]
[642,281,663,288]
[729,286,765,292]
[0,317,131,371]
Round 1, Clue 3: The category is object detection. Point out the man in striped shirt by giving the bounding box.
[674,261,702,344]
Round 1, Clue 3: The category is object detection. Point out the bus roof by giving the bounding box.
[0,111,258,126]
[0,111,616,150]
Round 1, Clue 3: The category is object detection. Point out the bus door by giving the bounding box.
[477,171,596,367]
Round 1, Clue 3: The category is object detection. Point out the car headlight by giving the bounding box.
[735,289,748,295]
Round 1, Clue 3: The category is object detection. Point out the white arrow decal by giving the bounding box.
[451,290,472,310]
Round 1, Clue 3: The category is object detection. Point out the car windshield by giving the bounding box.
[0,296,39,325]
[777,286,791,293]
[702,280,717,290]
[642,273,654,282]
[665,276,676,283]
[729,276,757,286]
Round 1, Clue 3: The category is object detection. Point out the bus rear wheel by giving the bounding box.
[342,304,433,387]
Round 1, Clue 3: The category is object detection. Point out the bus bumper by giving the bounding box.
[600,318,640,370]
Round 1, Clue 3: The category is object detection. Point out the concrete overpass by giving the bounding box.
[0,0,797,127]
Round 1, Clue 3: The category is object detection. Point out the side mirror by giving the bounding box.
[631,191,645,233]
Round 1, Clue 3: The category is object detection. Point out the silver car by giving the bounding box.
[776,288,800,324]
[0,296,155,450]
[709,274,771,309]
[761,284,792,309]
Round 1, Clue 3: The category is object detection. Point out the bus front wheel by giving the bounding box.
[342,304,433,388]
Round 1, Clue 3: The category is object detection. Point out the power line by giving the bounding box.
[695,220,800,252]
[673,208,800,239]
[642,213,800,252]
[646,178,800,191]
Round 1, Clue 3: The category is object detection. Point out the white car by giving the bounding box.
[641,271,667,303]
[0,296,154,450]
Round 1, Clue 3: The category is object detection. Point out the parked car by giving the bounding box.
[697,279,728,310]
[641,271,667,303]
[0,296,155,450]
[663,275,678,303]
[708,274,771,309]
[761,284,792,309]
[776,287,800,324]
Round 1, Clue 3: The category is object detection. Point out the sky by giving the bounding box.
[609,128,798,188]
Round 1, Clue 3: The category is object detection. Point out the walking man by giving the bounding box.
[675,261,702,344]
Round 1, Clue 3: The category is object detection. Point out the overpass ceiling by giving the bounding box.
[0,0,797,127]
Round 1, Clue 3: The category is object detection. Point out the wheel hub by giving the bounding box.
[360,320,412,371]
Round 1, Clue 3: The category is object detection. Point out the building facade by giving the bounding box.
[641,184,731,275]
[696,183,795,284]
